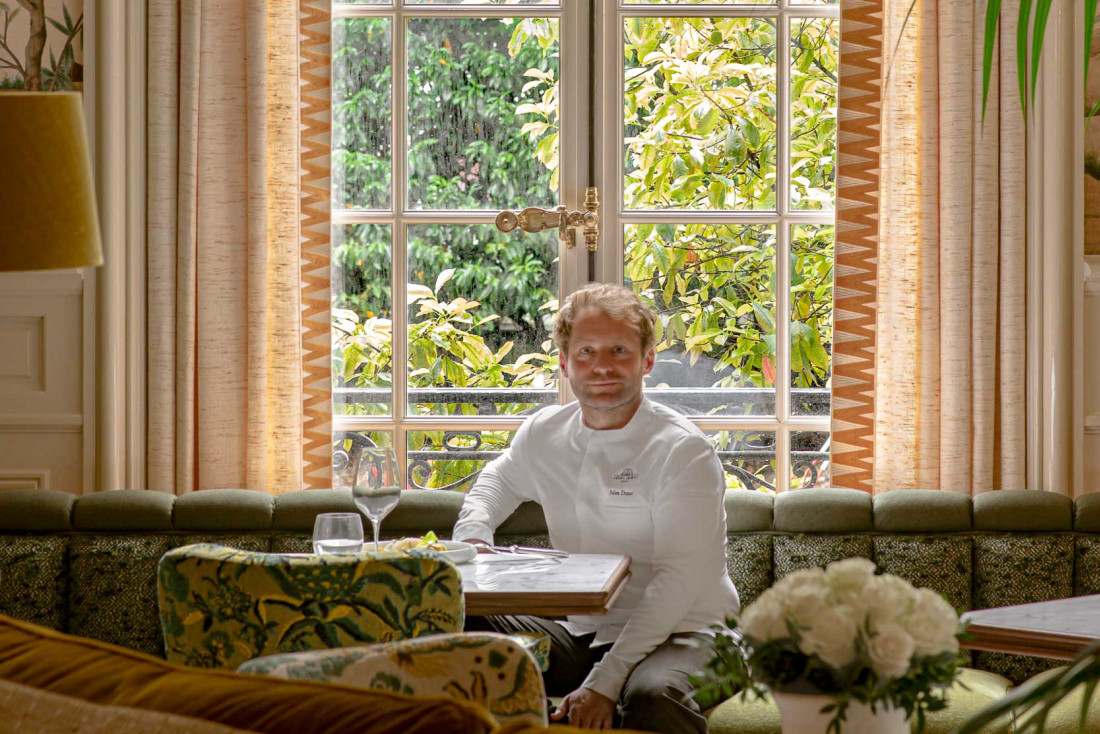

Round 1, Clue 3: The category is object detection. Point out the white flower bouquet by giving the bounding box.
[691,558,965,731]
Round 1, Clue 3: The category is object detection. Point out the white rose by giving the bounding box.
[858,574,917,629]
[799,606,858,670]
[740,595,791,642]
[777,568,829,596]
[904,589,960,657]
[825,558,877,602]
[867,623,916,679]
[785,583,829,627]
[775,570,828,621]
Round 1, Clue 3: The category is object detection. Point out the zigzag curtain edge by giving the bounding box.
[830,0,882,494]
[299,0,333,489]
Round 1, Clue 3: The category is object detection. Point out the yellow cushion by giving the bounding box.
[705,667,1013,734]
[0,677,255,734]
[0,613,497,734]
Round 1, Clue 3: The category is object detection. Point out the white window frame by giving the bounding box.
[331,0,838,493]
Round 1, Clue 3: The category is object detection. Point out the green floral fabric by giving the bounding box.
[772,535,873,579]
[269,534,311,554]
[238,633,547,727]
[873,536,972,612]
[70,535,175,657]
[1074,537,1100,596]
[0,536,68,631]
[972,535,1074,684]
[973,536,1074,609]
[725,535,772,608]
[158,543,464,670]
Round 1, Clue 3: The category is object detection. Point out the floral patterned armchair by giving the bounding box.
[238,632,548,727]
[156,544,464,670]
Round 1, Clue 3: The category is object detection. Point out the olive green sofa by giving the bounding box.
[0,486,1095,730]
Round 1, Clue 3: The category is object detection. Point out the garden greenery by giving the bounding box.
[332,14,836,490]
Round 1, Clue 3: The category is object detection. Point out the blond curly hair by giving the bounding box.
[552,284,656,356]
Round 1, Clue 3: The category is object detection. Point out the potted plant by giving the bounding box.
[691,558,965,733]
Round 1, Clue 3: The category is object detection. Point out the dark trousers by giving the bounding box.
[466,614,711,733]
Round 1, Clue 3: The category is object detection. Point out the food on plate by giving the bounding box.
[386,530,447,552]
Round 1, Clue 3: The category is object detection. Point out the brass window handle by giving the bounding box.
[494,187,599,251]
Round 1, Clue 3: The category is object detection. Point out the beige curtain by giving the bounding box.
[146,0,302,494]
[872,0,1027,495]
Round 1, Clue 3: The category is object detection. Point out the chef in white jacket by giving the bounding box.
[454,283,740,732]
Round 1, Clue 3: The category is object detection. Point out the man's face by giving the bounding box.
[560,307,655,424]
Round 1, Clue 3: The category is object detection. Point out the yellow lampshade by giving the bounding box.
[0,91,103,271]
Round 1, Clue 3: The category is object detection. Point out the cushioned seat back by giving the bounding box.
[0,612,497,734]
[158,544,464,669]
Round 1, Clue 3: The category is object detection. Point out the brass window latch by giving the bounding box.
[494,186,599,251]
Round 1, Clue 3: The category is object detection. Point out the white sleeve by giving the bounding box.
[581,434,727,701]
[451,418,535,546]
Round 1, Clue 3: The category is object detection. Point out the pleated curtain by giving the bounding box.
[146,0,302,494]
[833,0,1027,495]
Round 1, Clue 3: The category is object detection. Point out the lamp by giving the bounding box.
[0,91,103,271]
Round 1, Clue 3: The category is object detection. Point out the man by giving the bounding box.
[454,284,740,733]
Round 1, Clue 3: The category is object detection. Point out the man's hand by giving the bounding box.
[467,538,495,554]
[550,687,615,729]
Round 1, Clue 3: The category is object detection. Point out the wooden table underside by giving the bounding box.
[961,595,1100,660]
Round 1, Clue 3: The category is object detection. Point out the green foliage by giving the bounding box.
[332,12,837,490]
[977,0,1097,122]
[332,18,558,346]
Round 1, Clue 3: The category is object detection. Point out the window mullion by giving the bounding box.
[392,7,409,469]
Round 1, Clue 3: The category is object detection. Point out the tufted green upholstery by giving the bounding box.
[0,485,1095,689]
[157,544,464,670]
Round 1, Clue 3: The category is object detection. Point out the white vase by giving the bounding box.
[771,691,909,734]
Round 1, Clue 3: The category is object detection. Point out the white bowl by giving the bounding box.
[436,540,477,564]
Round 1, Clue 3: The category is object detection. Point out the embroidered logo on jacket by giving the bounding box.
[612,468,638,483]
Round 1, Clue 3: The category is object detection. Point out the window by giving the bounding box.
[330,0,836,493]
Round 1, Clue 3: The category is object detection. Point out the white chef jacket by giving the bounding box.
[453,398,741,701]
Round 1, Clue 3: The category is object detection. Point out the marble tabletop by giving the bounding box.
[960,594,1100,659]
[456,553,631,617]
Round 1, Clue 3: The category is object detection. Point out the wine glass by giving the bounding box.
[353,446,402,551]
[312,512,364,555]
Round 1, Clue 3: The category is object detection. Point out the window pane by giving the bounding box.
[334,18,392,210]
[790,224,832,416]
[407,17,559,210]
[708,430,776,491]
[333,431,393,490]
[407,224,558,417]
[790,17,838,210]
[623,17,776,210]
[791,431,830,489]
[627,223,776,416]
[625,0,770,4]
[334,225,393,416]
[406,0,556,4]
[408,429,516,492]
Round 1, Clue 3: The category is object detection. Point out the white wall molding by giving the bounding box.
[0,272,84,296]
[1085,255,1100,295]
[0,415,83,433]
[0,471,50,490]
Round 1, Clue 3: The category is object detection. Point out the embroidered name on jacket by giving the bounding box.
[612,468,638,483]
